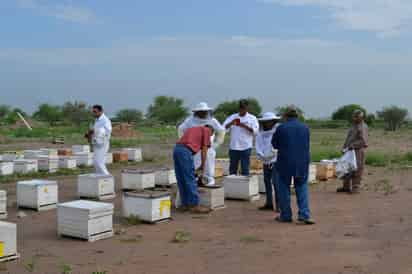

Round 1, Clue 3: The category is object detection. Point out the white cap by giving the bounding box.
[192,102,213,112]
[259,112,281,122]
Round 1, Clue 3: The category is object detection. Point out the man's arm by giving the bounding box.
[223,115,235,130]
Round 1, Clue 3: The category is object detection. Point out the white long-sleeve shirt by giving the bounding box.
[223,113,259,151]
[256,125,279,165]
[93,113,112,145]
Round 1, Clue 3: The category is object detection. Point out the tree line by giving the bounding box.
[0,97,409,131]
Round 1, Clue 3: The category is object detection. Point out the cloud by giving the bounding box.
[260,0,412,38]
[16,0,96,23]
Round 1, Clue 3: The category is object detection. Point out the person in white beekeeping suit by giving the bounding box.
[178,102,225,186]
[88,105,112,175]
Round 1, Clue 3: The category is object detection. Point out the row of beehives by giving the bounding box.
[0,146,143,176]
[0,168,272,262]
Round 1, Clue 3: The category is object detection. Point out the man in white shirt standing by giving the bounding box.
[178,102,226,186]
[223,99,259,176]
[89,105,112,175]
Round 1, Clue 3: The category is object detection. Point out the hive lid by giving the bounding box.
[0,162,13,166]
[0,221,16,229]
[122,169,154,174]
[14,159,37,164]
[58,200,114,211]
[18,180,57,186]
[0,190,6,197]
[78,174,113,179]
[122,148,141,151]
[124,190,170,199]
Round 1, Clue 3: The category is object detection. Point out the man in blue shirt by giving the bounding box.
[272,106,315,225]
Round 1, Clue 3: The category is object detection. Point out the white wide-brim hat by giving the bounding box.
[259,112,281,122]
[192,102,213,112]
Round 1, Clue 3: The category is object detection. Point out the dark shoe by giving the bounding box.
[190,205,211,214]
[259,205,274,211]
[275,216,292,223]
[297,218,316,225]
[337,187,350,193]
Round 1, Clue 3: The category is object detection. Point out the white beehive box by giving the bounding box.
[105,153,113,165]
[57,200,114,242]
[17,180,58,211]
[0,162,14,176]
[73,152,94,167]
[175,185,225,210]
[309,164,317,184]
[223,175,260,201]
[13,159,38,174]
[58,157,77,169]
[2,153,19,162]
[39,148,58,158]
[123,191,171,223]
[258,175,266,193]
[78,174,115,200]
[36,156,59,173]
[0,221,19,262]
[72,145,90,154]
[0,191,7,219]
[154,168,177,186]
[23,150,43,159]
[121,169,155,190]
[122,148,143,162]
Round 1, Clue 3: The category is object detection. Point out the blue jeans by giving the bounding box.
[263,164,280,210]
[277,174,311,221]
[229,149,252,176]
[173,144,199,207]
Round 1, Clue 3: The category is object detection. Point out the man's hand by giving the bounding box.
[238,123,254,134]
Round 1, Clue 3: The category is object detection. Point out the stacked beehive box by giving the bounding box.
[154,168,176,187]
[0,162,13,176]
[36,155,59,173]
[105,153,113,165]
[78,174,115,200]
[316,162,335,181]
[72,145,90,154]
[309,164,317,184]
[13,159,38,174]
[73,152,94,167]
[123,190,171,223]
[17,180,58,211]
[58,156,77,169]
[0,221,19,262]
[216,159,230,176]
[122,148,143,162]
[113,152,128,163]
[121,169,155,190]
[223,175,260,201]
[39,148,58,158]
[23,150,43,159]
[2,152,21,162]
[175,185,225,210]
[0,191,7,219]
[57,200,114,242]
[58,149,73,157]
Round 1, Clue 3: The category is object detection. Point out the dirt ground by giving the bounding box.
[1,164,412,274]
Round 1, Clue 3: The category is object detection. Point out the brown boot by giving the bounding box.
[190,205,211,214]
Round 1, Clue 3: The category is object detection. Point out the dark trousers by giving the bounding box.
[173,144,199,207]
[263,164,280,210]
[229,149,252,176]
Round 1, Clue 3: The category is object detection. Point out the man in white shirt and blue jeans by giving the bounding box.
[223,99,259,176]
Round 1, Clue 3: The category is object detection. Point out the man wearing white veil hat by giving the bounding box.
[178,102,225,186]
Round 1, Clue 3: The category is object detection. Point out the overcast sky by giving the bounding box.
[1,0,412,118]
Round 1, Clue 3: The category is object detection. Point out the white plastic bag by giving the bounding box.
[336,150,358,179]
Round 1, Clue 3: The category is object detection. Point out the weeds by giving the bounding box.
[171,231,191,243]
[240,235,264,244]
[122,215,143,226]
[60,263,73,274]
[23,257,37,272]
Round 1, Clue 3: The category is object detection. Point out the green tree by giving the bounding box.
[115,109,143,124]
[147,96,188,125]
[62,101,92,126]
[332,104,367,123]
[275,105,305,121]
[0,105,11,120]
[377,105,409,131]
[33,104,63,126]
[214,98,262,123]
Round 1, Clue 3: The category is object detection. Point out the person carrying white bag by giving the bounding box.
[337,110,368,194]
[336,149,358,179]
